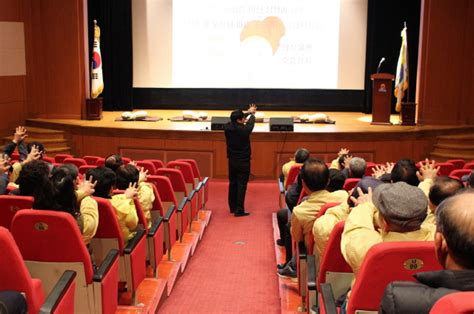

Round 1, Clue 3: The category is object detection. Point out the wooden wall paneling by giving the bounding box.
[119,148,166,162]
[166,151,213,177]
[81,134,119,158]
[0,0,25,21]
[462,1,474,124]
[212,140,228,178]
[70,133,84,157]
[0,76,27,135]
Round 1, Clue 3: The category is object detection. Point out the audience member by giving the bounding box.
[342,157,366,179]
[15,160,55,209]
[327,169,346,193]
[105,154,124,172]
[278,158,348,278]
[0,155,11,195]
[468,171,474,188]
[281,148,309,186]
[380,190,474,313]
[2,126,28,159]
[116,164,155,228]
[423,176,464,225]
[86,167,138,243]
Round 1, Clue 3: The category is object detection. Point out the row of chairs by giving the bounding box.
[0,157,209,313]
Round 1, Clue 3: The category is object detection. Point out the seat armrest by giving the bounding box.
[188,189,196,200]
[148,217,163,237]
[40,270,76,314]
[178,198,187,212]
[163,204,176,221]
[320,283,338,314]
[278,180,285,194]
[124,229,146,254]
[298,241,307,259]
[196,182,203,191]
[94,249,119,281]
[202,177,209,186]
[307,255,317,291]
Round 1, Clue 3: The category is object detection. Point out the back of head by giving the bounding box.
[338,154,349,169]
[17,160,54,209]
[294,148,310,163]
[349,157,366,178]
[26,142,45,159]
[301,158,329,192]
[115,164,139,190]
[50,166,79,216]
[391,159,420,186]
[230,109,244,123]
[372,181,428,232]
[86,166,116,198]
[105,154,123,172]
[468,171,474,188]
[327,169,345,192]
[429,176,464,207]
[436,190,474,269]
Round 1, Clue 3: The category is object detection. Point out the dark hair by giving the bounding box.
[301,158,329,192]
[468,171,474,188]
[338,154,349,169]
[230,110,245,122]
[327,169,345,192]
[17,160,55,209]
[436,190,474,269]
[50,165,79,217]
[105,154,123,172]
[349,157,366,178]
[85,167,116,198]
[26,142,45,159]
[429,176,464,206]
[294,148,310,163]
[391,159,419,186]
[115,164,139,190]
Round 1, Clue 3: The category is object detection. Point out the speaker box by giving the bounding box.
[269,117,294,131]
[211,116,230,130]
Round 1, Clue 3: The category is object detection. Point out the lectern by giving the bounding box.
[370,73,395,125]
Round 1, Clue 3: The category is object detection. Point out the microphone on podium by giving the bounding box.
[377,57,386,73]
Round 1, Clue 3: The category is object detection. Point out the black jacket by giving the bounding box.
[224,114,255,161]
[379,270,474,314]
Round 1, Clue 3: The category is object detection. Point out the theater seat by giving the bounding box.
[54,154,73,164]
[430,291,474,314]
[83,155,101,165]
[0,195,33,230]
[279,164,303,208]
[446,159,465,170]
[435,162,455,176]
[11,211,119,313]
[449,169,472,180]
[92,197,147,305]
[42,156,55,164]
[136,160,157,175]
[306,202,342,254]
[143,159,165,172]
[62,157,87,168]
[79,165,97,176]
[0,227,76,314]
[166,161,199,220]
[321,241,442,314]
[463,162,474,170]
[343,178,360,192]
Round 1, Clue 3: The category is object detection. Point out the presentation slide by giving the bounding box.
[133,0,368,90]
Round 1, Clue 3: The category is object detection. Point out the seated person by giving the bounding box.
[330,148,350,171]
[3,126,28,159]
[86,167,138,243]
[468,171,474,188]
[278,158,348,278]
[116,164,154,229]
[378,159,420,186]
[14,160,55,209]
[380,190,474,313]
[0,154,12,195]
[342,157,366,179]
[9,143,43,184]
[326,169,346,193]
[104,154,124,172]
[281,148,309,186]
[423,176,464,226]
[342,182,435,276]
[53,164,98,244]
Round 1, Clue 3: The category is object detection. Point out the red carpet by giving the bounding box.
[159,179,281,313]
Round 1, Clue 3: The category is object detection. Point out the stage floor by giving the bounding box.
[27,110,474,134]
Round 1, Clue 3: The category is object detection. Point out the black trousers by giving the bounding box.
[228,158,250,213]
[277,208,293,263]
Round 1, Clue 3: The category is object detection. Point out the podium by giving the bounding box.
[370,73,395,125]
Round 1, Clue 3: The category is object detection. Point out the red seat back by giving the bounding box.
[449,169,472,180]
[42,156,55,164]
[0,195,33,230]
[143,159,165,172]
[150,183,165,217]
[343,178,360,192]
[11,210,94,284]
[83,155,101,165]
[317,221,352,289]
[430,291,474,314]
[136,160,157,175]
[54,154,73,163]
[446,159,465,170]
[167,161,195,188]
[0,227,44,314]
[93,197,125,253]
[176,159,201,180]
[96,158,106,167]
[364,162,377,177]
[435,162,455,176]
[122,157,131,164]
[463,162,474,170]
[156,168,188,195]
[78,165,96,175]
[285,164,303,189]
[348,241,442,313]
[146,176,179,207]
[63,157,87,168]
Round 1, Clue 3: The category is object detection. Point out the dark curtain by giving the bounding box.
[364,0,421,113]
[88,0,133,111]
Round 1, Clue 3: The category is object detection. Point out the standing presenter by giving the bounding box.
[224,104,257,217]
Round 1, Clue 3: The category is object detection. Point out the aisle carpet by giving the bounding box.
[159,179,281,313]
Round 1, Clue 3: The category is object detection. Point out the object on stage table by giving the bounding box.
[169,111,209,121]
[115,111,162,122]
[296,113,335,124]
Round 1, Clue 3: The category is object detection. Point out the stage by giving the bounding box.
[26,110,474,179]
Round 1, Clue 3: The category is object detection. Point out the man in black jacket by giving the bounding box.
[379,190,474,313]
[224,104,257,217]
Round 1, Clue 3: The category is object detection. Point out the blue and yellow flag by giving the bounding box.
[394,26,408,112]
[91,20,104,99]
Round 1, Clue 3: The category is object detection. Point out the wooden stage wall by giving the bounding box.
[27,111,474,179]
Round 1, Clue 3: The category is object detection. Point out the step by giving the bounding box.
[434,143,474,150]
[45,147,72,155]
[437,134,474,146]
[20,126,66,140]
[429,152,474,162]
[432,144,474,156]
[2,137,69,149]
